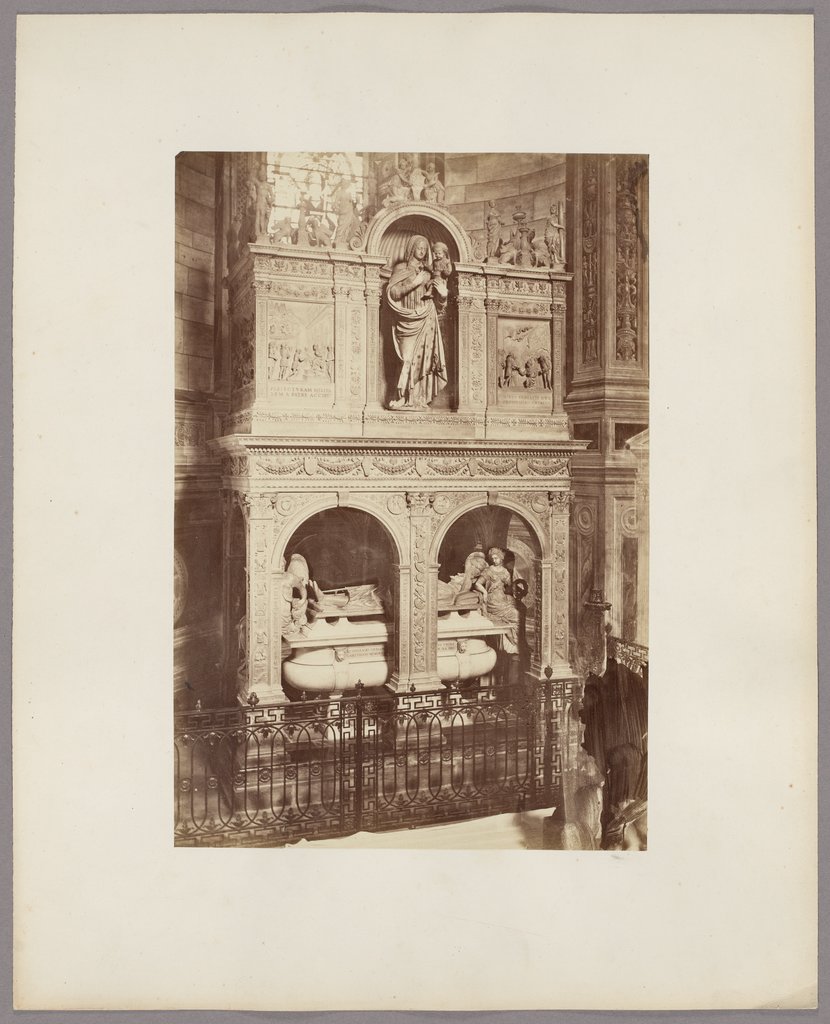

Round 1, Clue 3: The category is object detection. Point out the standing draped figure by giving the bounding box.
[385,235,448,410]
[474,547,522,653]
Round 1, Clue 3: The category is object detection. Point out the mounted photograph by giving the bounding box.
[173,151,649,850]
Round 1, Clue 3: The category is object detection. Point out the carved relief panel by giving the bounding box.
[495,318,553,406]
[265,299,335,403]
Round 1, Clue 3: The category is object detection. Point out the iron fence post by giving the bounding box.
[354,684,364,834]
[338,697,347,834]
[543,665,553,804]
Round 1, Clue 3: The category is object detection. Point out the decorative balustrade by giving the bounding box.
[606,635,649,677]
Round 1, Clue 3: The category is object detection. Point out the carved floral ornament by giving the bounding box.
[175,420,206,448]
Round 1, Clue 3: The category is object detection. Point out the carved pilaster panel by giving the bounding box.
[396,566,412,687]
[230,306,255,396]
[404,492,441,684]
[469,312,486,408]
[457,299,470,408]
[581,156,600,366]
[364,267,382,406]
[412,515,429,674]
[247,518,272,689]
[552,314,564,412]
[534,559,543,668]
[348,305,365,405]
[485,298,501,406]
[615,156,643,363]
[538,559,553,670]
[551,496,570,665]
[332,285,349,404]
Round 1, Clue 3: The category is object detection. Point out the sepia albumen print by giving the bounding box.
[174,151,648,850]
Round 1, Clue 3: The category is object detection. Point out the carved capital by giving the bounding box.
[406,491,434,514]
[548,490,571,515]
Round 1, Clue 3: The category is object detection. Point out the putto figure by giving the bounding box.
[250,166,274,241]
[544,201,566,267]
[423,162,445,204]
[385,235,448,410]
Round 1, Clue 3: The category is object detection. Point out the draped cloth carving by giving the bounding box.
[385,235,448,410]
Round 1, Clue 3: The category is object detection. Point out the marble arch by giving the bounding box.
[428,494,551,565]
[271,495,406,569]
[363,201,475,265]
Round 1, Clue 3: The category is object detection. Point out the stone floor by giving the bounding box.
[286,806,555,850]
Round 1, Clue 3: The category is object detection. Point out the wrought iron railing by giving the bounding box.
[174,677,579,847]
[607,636,649,678]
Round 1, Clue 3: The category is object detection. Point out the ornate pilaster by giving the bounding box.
[581,155,600,368]
[550,490,571,670]
[332,280,350,407]
[363,261,383,407]
[615,156,647,365]
[484,296,502,408]
[238,491,278,704]
[333,261,366,410]
[392,491,442,692]
[455,269,487,425]
[551,282,566,413]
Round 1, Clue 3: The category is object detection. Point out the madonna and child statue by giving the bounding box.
[385,234,451,410]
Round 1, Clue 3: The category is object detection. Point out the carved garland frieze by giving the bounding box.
[245,451,571,481]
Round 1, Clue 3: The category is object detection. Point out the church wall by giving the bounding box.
[175,152,217,394]
[174,152,225,709]
[444,152,566,255]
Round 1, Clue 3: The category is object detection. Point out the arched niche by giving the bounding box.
[363,201,474,265]
[281,506,397,598]
[269,503,402,697]
[436,503,543,656]
[430,496,550,564]
[430,497,553,674]
[371,206,471,412]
